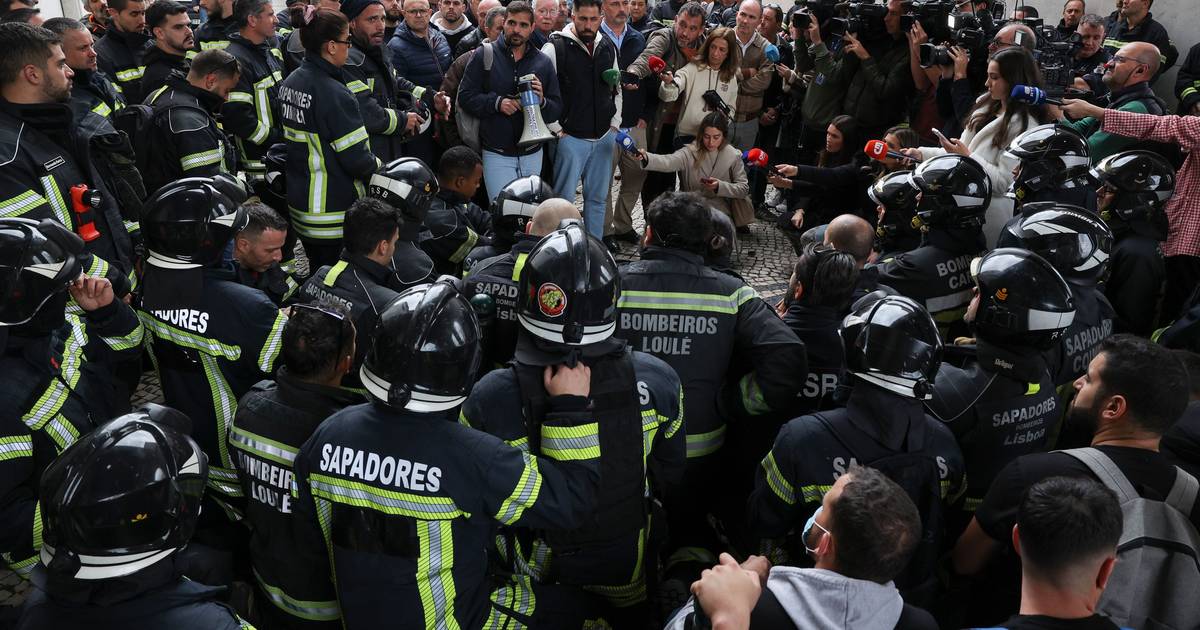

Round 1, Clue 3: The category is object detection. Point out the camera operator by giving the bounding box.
[1073,13,1111,76]
[1053,42,1166,163]
[840,0,913,141]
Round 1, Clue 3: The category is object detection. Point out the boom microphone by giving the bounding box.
[1010,84,1063,106]
[863,139,917,163]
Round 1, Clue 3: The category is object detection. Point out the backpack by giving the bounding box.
[1062,448,1200,630]
[112,104,175,198]
[814,412,945,610]
[455,43,493,154]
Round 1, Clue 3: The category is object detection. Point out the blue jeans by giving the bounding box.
[553,131,615,239]
[482,149,544,202]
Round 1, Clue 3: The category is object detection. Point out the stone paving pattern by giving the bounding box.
[0,181,797,610]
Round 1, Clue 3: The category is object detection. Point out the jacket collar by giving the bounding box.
[0,97,74,131]
[345,251,397,284]
[229,31,272,53]
[783,301,841,329]
[846,384,926,452]
[303,54,346,81]
[165,73,226,113]
[104,26,151,50]
[975,338,1047,383]
[1107,80,1155,107]
[276,367,363,409]
[640,245,706,266]
[436,188,470,205]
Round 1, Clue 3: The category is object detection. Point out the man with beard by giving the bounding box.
[951,334,1199,625]
[0,23,134,294]
[387,0,451,166]
[193,0,234,51]
[141,0,193,97]
[222,0,281,183]
[432,0,472,52]
[94,0,150,103]
[541,0,619,239]
[381,0,401,40]
[453,0,498,55]
[345,0,450,163]
[44,17,124,120]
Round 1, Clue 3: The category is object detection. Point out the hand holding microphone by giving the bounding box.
[648,55,672,82]
[1009,84,1063,106]
[863,139,919,164]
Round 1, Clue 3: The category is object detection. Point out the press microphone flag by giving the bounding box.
[742,148,768,168]
[647,55,667,74]
[863,139,918,163]
[616,130,638,154]
[1010,84,1064,106]
[764,43,780,63]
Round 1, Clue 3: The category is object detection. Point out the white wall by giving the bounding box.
[1008,0,1197,109]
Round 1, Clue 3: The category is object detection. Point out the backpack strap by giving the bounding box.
[511,361,549,453]
[1061,448,1139,502]
[1166,466,1200,516]
[482,41,493,93]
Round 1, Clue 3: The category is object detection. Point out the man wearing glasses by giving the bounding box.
[386,0,451,165]
[1056,41,1165,162]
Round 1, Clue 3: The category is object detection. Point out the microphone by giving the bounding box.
[615,130,639,154]
[764,43,780,63]
[1010,84,1063,106]
[647,55,667,74]
[863,139,917,163]
[742,148,768,168]
[601,68,621,86]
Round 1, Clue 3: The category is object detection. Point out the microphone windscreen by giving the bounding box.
[747,148,768,167]
[764,43,780,63]
[1010,84,1044,105]
[648,55,666,73]
[863,139,889,161]
[616,131,636,152]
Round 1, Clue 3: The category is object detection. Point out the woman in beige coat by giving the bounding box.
[658,26,740,143]
[639,112,753,226]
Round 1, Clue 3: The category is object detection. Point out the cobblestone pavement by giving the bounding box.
[0,182,797,610]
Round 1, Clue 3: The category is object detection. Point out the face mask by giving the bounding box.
[803,505,829,555]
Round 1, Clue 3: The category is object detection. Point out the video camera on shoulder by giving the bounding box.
[1030,25,1083,97]
[826,1,889,39]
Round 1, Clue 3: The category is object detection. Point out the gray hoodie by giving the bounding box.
[665,567,905,630]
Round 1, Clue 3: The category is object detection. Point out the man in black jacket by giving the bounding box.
[143,50,240,194]
[1100,0,1177,81]
[44,18,124,121]
[231,301,361,629]
[542,0,619,239]
[141,0,192,98]
[94,0,150,103]
[232,203,300,306]
[453,0,499,55]
[599,0,647,251]
[194,0,235,51]
[1175,41,1200,116]
[422,146,494,276]
[221,0,282,182]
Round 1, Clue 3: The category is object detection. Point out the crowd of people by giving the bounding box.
[2,0,1200,627]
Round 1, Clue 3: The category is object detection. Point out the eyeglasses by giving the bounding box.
[405,8,429,15]
[1111,54,1148,68]
[535,8,558,15]
[331,38,353,46]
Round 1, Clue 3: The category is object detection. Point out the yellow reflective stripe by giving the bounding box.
[685,424,725,458]
[289,208,346,240]
[511,252,529,282]
[227,91,255,103]
[31,501,42,551]
[584,577,646,608]
[494,452,543,525]
[616,286,758,314]
[253,567,341,621]
[0,189,47,217]
[230,425,299,466]
[347,79,370,94]
[665,386,684,439]
[412,86,426,100]
[761,451,795,505]
[0,436,33,461]
[181,148,225,171]
[797,483,832,505]
[309,473,469,520]
[146,84,169,104]
[23,318,86,446]
[739,372,770,414]
[257,310,287,372]
[200,39,230,50]
[384,108,399,135]
[5,552,37,578]
[40,176,72,226]
[330,126,369,152]
[99,316,145,351]
[449,228,479,264]
[1025,382,1041,396]
[91,101,113,117]
[201,354,241,473]
[416,520,460,629]
[539,422,601,461]
[324,260,349,286]
[114,66,145,81]
[486,575,537,628]
[138,313,243,360]
[1182,86,1199,99]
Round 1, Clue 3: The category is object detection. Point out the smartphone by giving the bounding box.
[931,127,950,144]
[701,177,716,185]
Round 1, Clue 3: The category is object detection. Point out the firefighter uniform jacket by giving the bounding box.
[781,302,846,417]
[281,55,382,243]
[345,42,423,163]
[422,190,494,277]
[193,14,235,54]
[462,346,686,610]
[230,369,362,628]
[876,227,985,339]
[139,266,287,519]
[68,69,124,121]
[1046,285,1115,386]
[0,301,144,579]
[298,253,406,389]
[234,262,300,307]
[926,341,1059,516]
[0,100,134,292]
[223,33,284,179]
[617,247,806,460]
[463,234,540,367]
[290,399,602,629]
[94,27,151,104]
[145,73,237,192]
[392,221,438,289]
[748,384,966,544]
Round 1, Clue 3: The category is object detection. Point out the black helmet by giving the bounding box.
[491,175,554,244]
[518,221,619,346]
[706,208,735,267]
[1090,150,1175,224]
[40,404,206,580]
[869,172,922,251]
[0,218,84,326]
[360,278,483,411]
[998,203,1113,285]
[141,177,247,269]
[369,157,439,224]
[841,295,942,399]
[970,248,1075,350]
[1005,124,1092,196]
[910,155,991,228]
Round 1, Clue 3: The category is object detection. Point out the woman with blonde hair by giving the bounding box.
[658,26,741,147]
[638,112,752,226]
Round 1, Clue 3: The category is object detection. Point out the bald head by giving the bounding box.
[1123,41,1161,76]
[529,199,581,236]
[994,23,1036,51]
[824,214,874,267]
[475,0,499,21]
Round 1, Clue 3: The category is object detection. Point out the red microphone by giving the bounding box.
[864,139,918,163]
[742,148,768,168]
[647,55,666,74]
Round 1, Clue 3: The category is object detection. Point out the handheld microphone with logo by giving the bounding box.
[1010,84,1063,106]
[615,130,639,154]
[742,148,768,168]
[863,139,918,163]
[647,55,667,74]
[764,43,780,63]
